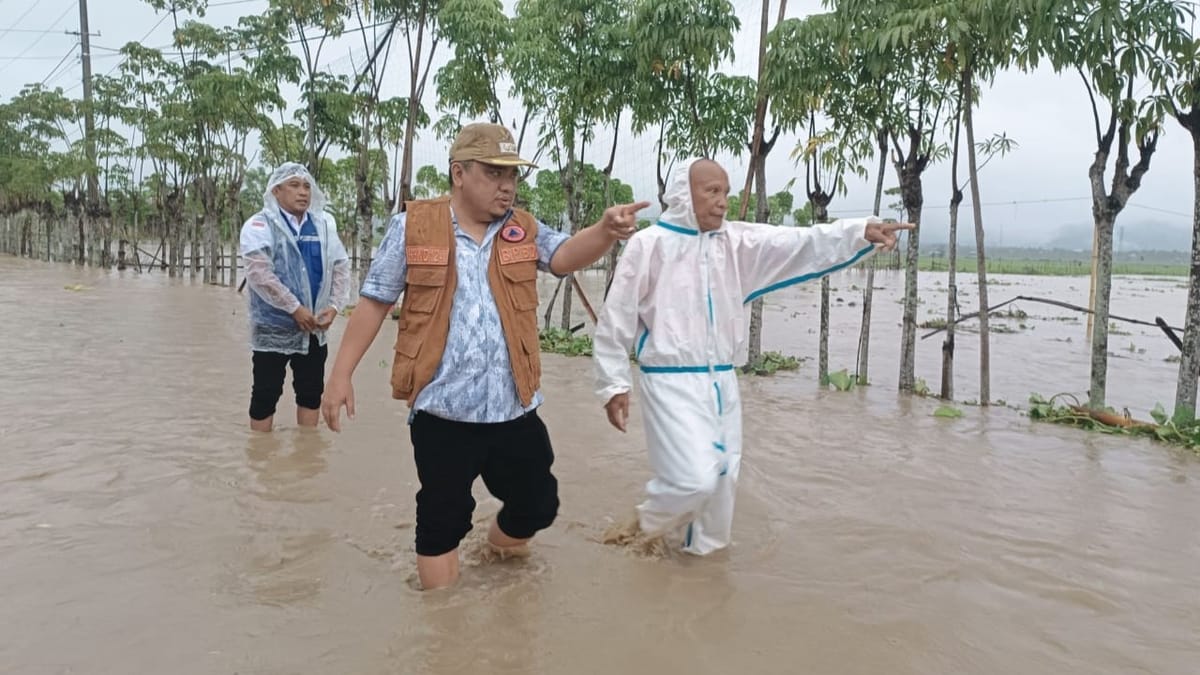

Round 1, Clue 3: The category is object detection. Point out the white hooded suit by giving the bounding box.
[593,158,881,555]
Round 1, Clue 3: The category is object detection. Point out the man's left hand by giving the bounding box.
[865,220,916,252]
[601,201,652,240]
[316,307,338,330]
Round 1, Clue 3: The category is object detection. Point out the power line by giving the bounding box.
[1127,203,1192,218]
[76,13,392,89]
[40,45,77,86]
[0,1,40,42]
[0,1,77,78]
[3,27,78,34]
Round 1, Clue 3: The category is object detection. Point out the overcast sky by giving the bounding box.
[1,0,1194,249]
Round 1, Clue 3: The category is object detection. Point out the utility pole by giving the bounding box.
[68,0,100,265]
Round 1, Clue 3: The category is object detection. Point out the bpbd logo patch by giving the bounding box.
[500,224,526,243]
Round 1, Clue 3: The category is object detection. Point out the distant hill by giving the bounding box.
[919,218,1192,253]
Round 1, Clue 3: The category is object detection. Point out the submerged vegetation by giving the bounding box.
[1029,393,1200,454]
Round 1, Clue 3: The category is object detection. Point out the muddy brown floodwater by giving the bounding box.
[2,255,1199,675]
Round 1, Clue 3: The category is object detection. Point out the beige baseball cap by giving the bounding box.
[449,123,537,168]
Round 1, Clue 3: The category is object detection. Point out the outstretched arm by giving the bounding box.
[549,201,651,275]
[737,217,912,304]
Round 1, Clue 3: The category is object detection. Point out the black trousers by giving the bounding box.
[409,410,560,556]
[249,335,327,420]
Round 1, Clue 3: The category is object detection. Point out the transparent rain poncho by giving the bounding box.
[239,162,350,355]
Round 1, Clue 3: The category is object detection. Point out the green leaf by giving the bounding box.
[827,369,854,391]
[934,405,964,419]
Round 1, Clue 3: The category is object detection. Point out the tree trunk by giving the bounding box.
[166,223,177,278]
[1088,209,1115,409]
[819,278,830,383]
[19,214,30,257]
[560,281,574,331]
[77,211,87,266]
[226,184,240,287]
[100,215,113,268]
[943,195,961,400]
[856,128,888,386]
[356,124,374,286]
[191,215,201,279]
[205,202,219,285]
[743,0,786,369]
[813,202,830,383]
[560,154,583,331]
[601,117,623,298]
[942,84,964,401]
[963,68,991,406]
[898,165,924,393]
[1174,125,1200,416]
[544,277,564,331]
[749,152,770,367]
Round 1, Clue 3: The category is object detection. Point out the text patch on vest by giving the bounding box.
[409,246,450,265]
[499,243,538,265]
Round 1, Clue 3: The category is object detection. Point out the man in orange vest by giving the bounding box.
[321,122,648,590]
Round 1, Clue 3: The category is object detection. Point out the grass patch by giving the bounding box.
[919,258,1187,276]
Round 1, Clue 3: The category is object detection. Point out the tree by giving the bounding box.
[630,0,750,206]
[1027,0,1193,409]
[393,0,444,205]
[435,0,510,123]
[510,0,635,329]
[413,164,450,198]
[1168,29,1200,415]
[829,0,955,393]
[728,188,796,226]
[799,123,868,385]
[768,10,890,386]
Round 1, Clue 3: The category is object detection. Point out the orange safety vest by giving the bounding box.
[390,196,543,407]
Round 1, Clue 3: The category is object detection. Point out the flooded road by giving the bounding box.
[2,255,1198,675]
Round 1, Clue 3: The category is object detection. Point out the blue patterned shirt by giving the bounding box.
[360,209,570,424]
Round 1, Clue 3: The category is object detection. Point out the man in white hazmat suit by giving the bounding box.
[593,158,912,555]
[239,162,350,432]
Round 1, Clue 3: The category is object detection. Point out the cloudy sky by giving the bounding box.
[1,0,1194,250]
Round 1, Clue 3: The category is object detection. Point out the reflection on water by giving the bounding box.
[1,255,1198,675]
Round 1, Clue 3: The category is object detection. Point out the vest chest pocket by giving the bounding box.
[404,265,448,313]
[499,261,539,311]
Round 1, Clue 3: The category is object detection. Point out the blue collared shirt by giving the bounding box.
[360,209,570,423]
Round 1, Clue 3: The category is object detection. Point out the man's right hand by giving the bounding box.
[292,306,320,332]
[322,376,355,432]
[604,392,630,432]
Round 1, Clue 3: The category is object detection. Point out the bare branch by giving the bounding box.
[1077,67,1103,147]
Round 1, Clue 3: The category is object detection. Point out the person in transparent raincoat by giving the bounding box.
[239,162,350,431]
[593,158,913,556]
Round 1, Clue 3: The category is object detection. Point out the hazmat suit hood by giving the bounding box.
[263,162,328,216]
[659,156,719,232]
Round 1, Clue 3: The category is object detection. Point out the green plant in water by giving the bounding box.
[825,369,855,391]
[913,378,932,397]
[933,405,964,418]
[539,327,593,356]
[1028,393,1200,454]
[743,351,802,376]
